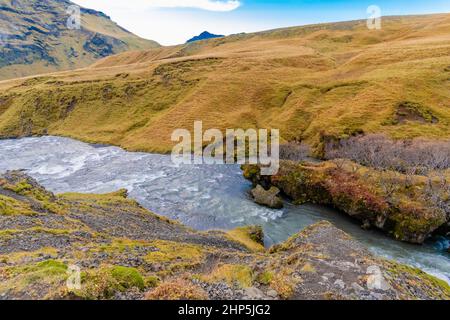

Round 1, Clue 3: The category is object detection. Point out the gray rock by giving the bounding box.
[351,282,365,292]
[334,279,346,290]
[266,289,278,298]
[250,185,283,209]
[243,287,265,300]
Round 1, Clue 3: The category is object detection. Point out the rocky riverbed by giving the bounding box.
[0,171,449,300]
[0,136,449,285]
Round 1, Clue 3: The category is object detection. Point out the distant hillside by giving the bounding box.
[0,14,449,154]
[187,31,224,43]
[0,0,159,80]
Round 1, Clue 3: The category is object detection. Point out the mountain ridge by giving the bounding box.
[187,31,224,43]
[0,0,160,80]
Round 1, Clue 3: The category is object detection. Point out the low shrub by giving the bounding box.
[145,279,208,300]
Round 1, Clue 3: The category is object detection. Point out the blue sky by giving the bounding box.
[73,0,450,45]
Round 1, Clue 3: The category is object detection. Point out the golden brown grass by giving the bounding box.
[226,226,265,252]
[145,278,208,300]
[0,14,449,152]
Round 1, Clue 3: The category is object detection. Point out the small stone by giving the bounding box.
[361,220,371,230]
[334,279,346,290]
[369,292,385,300]
[351,282,365,292]
[266,289,278,298]
[243,287,265,300]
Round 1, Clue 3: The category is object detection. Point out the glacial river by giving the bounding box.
[0,136,448,283]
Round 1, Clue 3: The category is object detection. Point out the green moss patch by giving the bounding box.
[226,226,265,252]
[386,261,450,299]
[0,194,36,216]
[0,260,68,297]
[144,240,205,267]
[201,264,254,288]
[74,265,145,300]
[110,266,145,290]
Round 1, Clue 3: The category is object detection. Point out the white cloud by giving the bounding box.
[147,0,241,12]
[72,0,245,45]
[75,0,241,13]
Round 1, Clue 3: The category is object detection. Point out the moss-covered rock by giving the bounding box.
[226,226,265,252]
[69,265,145,300]
[242,161,447,244]
[110,266,145,291]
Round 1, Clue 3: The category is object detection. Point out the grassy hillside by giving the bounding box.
[0,14,449,153]
[0,0,159,80]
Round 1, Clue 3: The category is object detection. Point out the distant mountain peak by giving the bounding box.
[187,31,224,43]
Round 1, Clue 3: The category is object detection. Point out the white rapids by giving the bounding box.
[0,136,448,284]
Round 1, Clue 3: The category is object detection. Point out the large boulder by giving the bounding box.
[250,185,283,209]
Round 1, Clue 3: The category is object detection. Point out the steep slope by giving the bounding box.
[0,171,448,300]
[0,0,159,80]
[0,14,449,153]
